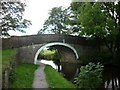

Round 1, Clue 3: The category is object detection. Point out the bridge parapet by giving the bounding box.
[2,34,101,49]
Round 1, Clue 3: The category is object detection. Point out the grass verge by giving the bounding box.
[44,65,77,88]
[10,63,39,88]
[2,49,16,72]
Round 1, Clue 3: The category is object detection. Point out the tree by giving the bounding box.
[70,2,87,35]
[71,2,120,61]
[1,1,31,36]
[38,6,73,35]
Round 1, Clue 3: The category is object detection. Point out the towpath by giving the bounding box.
[32,63,49,88]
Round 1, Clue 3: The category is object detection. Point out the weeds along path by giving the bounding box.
[32,63,49,88]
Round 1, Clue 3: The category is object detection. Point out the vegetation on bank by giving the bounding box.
[75,62,104,88]
[44,65,77,88]
[39,48,60,60]
[10,63,39,88]
[40,49,56,55]
[2,49,39,88]
[2,49,16,72]
[0,49,1,61]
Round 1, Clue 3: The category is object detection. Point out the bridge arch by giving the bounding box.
[34,42,79,64]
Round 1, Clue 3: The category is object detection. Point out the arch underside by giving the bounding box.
[34,42,79,64]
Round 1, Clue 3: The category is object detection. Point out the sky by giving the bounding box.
[8,0,71,36]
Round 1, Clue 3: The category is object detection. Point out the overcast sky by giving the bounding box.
[8,0,71,36]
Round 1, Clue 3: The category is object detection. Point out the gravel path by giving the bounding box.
[32,63,49,88]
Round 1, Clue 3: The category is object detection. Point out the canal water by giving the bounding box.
[40,60,120,89]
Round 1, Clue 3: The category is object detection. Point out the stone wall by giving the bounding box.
[73,44,100,57]
[17,44,43,63]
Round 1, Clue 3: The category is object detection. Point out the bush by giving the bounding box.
[74,62,104,88]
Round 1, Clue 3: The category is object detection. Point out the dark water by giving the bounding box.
[56,62,120,89]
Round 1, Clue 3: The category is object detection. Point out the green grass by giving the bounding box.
[2,49,16,72]
[10,63,39,88]
[0,49,2,62]
[44,65,77,88]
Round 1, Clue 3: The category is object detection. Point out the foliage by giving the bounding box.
[71,2,120,61]
[44,65,77,88]
[75,62,104,88]
[39,49,60,60]
[40,49,56,55]
[10,63,38,88]
[1,1,31,36]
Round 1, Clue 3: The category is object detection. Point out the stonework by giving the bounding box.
[2,34,101,64]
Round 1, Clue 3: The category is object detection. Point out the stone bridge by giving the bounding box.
[2,34,101,64]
